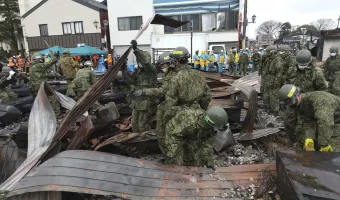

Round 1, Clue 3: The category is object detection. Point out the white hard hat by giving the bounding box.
[246,48,249,50]
[220,50,224,52]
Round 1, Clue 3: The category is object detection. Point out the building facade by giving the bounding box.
[108,0,240,64]
[20,0,109,54]
[256,34,274,47]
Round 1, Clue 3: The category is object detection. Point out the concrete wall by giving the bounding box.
[107,0,154,46]
[22,0,101,37]
[322,38,340,61]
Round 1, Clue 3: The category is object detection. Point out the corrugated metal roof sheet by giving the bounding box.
[8,150,275,199]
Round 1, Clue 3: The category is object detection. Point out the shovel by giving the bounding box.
[213,127,236,152]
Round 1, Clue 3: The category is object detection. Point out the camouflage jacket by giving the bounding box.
[72,68,96,91]
[323,54,340,81]
[281,53,297,84]
[143,68,177,98]
[30,57,57,82]
[239,53,249,64]
[252,52,261,65]
[162,68,212,111]
[123,49,158,110]
[290,63,327,93]
[296,91,340,146]
[58,56,77,80]
[265,53,283,88]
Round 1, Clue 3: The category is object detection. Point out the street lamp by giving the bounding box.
[301,28,307,48]
[242,13,256,48]
[337,15,340,29]
[250,14,256,24]
[93,19,109,52]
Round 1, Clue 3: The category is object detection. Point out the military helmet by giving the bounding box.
[170,46,190,61]
[63,49,70,55]
[116,71,123,81]
[32,54,43,61]
[295,49,312,66]
[158,52,172,65]
[330,46,339,53]
[2,66,11,73]
[205,106,228,129]
[280,45,292,51]
[266,45,277,52]
[83,61,93,67]
[278,84,300,105]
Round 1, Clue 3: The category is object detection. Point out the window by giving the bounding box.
[164,15,200,33]
[39,24,48,36]
[62,22,72,34]
[74,21,83,34]
[118,16,143,31]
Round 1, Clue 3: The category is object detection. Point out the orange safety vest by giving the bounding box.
[108,54,112,66]
[8,57,15,67]
[17,58,24,68]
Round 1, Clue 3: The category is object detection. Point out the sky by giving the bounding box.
[246,0,340,39]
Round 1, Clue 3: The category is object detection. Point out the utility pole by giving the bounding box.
[337,15,340,29]
[242,0,248,49]
[190,20,193,65]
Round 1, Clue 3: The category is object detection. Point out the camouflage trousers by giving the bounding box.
[229,64,236,75]
[164,118,214,166]
[253,63,259,72]
[131,108,155,133]
[66,79,76,97]
[284,107,298,141]
[267,88,280,113]
[0,90,18,104]
[240,63,248,76]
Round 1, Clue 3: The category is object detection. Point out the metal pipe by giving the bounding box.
[191,20,193,65]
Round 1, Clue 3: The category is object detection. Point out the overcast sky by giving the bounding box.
[247,0,340,39]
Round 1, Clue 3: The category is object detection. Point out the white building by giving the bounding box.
[20,0,108,54]
[108,0,240,64]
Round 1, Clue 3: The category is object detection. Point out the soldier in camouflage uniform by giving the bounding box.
[29,52,60,115]
[155,46,211,160]
[260,46,274,105]
[29,52,57,97]
[0,67,17,104]
[279,84,340,152]
[279,45,296,84]
[323,46,340,96]
[284,50,328,141]
[124,40,158,133]
[252,48,261,72]
[72,61,96,99]
[58,49,77,97]
[239,50,249,76]
[165,106,228,166]
[229,49,238,75]
[264,45,283,113]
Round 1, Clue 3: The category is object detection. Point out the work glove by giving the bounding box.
[50,50,54,57]
[133,90,144,97]
[131,40,137,50]
[320,145,333,152]
[304,138,315,151]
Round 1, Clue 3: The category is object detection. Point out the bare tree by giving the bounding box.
[256,20,283,38]
[311,19,336,30]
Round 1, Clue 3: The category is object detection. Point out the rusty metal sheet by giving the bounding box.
[234,128,281,141]
[209,99,243,109]
[277,150,340,200]
[8,192,61,200]
[0,83,57,191]
[6,150,274,199]
[233,72,261,93]
[66,116,94,150]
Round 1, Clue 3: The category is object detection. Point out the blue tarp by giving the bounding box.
[70,45,107,56]
[127,64,135,73]
[38,46,65,55]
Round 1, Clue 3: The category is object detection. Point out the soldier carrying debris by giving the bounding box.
[279,84,340,152]
[0,66,17,104]
[123,40,158,133]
